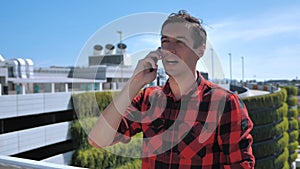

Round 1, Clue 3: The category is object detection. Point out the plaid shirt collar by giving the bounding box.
[162,71,205,100]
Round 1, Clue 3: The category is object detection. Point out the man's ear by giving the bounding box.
[196,43,206,59]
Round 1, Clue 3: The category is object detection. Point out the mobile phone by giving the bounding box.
[149,47,161,72]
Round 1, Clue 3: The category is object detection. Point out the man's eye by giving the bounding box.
[161,39,169,43]
[177,40,185,45]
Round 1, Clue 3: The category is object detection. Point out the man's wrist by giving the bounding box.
[129,77,146,91]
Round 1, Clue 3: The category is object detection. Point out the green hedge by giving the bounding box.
[287,97,298,107]
[71,115,143,168]
[288,107,298,119]
[72,146,142,169]
[282,86,298,96]
[289,149,298,164]
[115,159,142,169]
[252,132,289,160]
[243,88,286,111]
[255,147,289,169]
[298,106,300,137]
[72,91,119,118]
[72,92,100,118]
[288,119,299,132]
[71,117,98,149]
[70,87,295,168]
[275,148,289,169]
[72,147,116,169]
[289,130,299,142]
[248,103,287,126]
[71,134,143,169]
[284,86,299,165]
[243,88,290,168]
[288,141,298,154]
[251,118,288,142]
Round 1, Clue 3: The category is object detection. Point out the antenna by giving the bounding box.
[117,30,122,43]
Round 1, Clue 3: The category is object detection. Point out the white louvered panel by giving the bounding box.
[16,94,44,116]
[18,127,46,153]
[0,132,19,155]
[0,95,17,119]
[44,93,72,113]
[45,122,71,145]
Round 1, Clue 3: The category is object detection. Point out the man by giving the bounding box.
[89,10,255,168]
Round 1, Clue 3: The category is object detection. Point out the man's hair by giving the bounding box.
[161,10,207,49]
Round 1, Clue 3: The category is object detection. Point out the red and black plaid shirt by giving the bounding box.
[112,72,255,169]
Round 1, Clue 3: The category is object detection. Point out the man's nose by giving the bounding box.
[169,49,176,54]
[163,45,176,55]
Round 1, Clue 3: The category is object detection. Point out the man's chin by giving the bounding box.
[165,69,180,78]
[165,68,195,80]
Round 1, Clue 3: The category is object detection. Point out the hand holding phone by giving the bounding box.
[149,47,162,72]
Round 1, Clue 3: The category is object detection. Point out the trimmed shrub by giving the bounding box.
[287,97,298,107]
[243,88,289,168]
[71,117,98,148]
[95,91,116,112]
[248,103,287,126]
[282,86,298,96]
[72,92,100,118]
[72,147,115,169]
[288,119,299,132]
[72,91,119,118]
[254,147,289,169]
[115,159,142,169]
[70,87,295,168]
[251,118,288,142]
[289,130,299,143]
[289,149,298,164]
[243,88,287,111]
[274,148,289,169]
[288,141,298,154]
[71,114,143,168]
[252,132,289,160]
[71,132,143,169]
[287,108,298,119]
[282,86,299,166]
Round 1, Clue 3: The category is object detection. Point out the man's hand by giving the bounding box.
[132,49,162,86]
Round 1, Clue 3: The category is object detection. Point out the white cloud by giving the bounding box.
[209,7,300,43]
[208,6,300,80]
[139,36,161,46]
[124,34,161,58]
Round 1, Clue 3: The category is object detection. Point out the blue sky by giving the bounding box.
[1,0,299,81]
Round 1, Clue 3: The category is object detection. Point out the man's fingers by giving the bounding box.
[147,50,162,61]
[145,57,157,72]
[135,58,156,75]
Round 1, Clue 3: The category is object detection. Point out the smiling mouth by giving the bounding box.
[166,60,179,64]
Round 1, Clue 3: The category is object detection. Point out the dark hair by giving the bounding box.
[161,10,207,49]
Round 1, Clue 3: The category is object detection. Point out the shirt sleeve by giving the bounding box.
[110,89,145,145]
[218,93,255,169]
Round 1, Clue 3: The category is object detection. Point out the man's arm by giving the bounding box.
[88,50,161,148]
[218,94,255,169]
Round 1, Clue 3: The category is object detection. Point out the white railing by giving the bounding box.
[0,92,72,119]
[0,122,71,155]
[0,155,86,169]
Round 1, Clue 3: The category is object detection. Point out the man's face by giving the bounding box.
[161,22,201,77]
